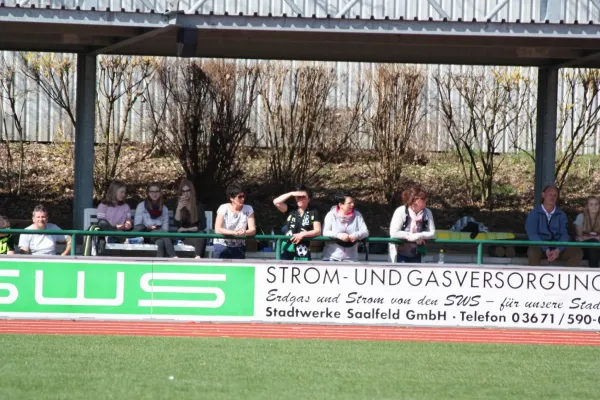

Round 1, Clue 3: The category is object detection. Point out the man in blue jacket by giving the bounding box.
[525,185,583,266]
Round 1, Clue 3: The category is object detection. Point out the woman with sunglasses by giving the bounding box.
[155,179,207,259]
[389,186,436,263]
[273,184,322,261]
[213,184,256,259]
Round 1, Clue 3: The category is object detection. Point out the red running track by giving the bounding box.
[1,320,600,346]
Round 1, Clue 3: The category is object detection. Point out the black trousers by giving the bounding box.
[155,237,207,258]
[97,219,129,243]
[133,224,161,244]
[582,239,600,268]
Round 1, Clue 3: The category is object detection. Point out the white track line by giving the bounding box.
[1,330,599,345]
[1,322,597,339]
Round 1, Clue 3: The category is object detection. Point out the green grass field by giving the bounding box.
[0,334,598,399]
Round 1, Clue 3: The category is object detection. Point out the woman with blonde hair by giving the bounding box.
[574,196,600,268]
[155,180,207,258]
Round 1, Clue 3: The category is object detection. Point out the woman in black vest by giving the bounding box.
[389,187,436,263]
[273,185,322,261]
[155,179,207,259]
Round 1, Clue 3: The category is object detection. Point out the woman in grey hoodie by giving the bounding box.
[322,192,369,262]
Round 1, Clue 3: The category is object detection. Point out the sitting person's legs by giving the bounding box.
[133,225,159,244]
[133,224,148,232]
[155,238,177,258]
[558,247,584,266]
[529,246,583,266]
[586,248,600,268]
[581,239,600,268]
[97,219,127,243]
[214,244,245,259]
[527,247,543,266]
[184,237,206,258]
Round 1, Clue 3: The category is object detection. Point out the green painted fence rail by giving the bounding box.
[2,228,599,264]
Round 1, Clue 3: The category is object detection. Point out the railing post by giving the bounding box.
[477,243,483,265]
[71,233,77,256]
[275,239,281,261]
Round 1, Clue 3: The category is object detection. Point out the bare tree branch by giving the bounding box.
[0,56,31,195]
[259,63,364,190]
[366,64,426,206]
[434,67,530,208]
[555,69,600,190]
[95,55,157,196]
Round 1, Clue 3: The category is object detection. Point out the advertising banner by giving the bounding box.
[0,259,254,320]
[1,258,600,330]
[255,264,600,330]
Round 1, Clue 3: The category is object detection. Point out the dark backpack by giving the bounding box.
[83,224,102,256]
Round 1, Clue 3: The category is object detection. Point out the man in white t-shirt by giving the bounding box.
[18,205,71,256]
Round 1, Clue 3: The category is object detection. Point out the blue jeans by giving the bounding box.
[213,244,246,259]
[397,254,422,264]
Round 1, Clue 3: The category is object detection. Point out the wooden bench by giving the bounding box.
[83,208,214,257]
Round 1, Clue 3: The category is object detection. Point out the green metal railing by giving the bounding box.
[2,228,600,264]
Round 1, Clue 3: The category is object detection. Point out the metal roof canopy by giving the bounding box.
[0,6,572,228]
[1,8,600,67]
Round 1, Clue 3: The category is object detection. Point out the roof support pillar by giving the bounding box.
[73,53,97,230]
[534,67,558,204]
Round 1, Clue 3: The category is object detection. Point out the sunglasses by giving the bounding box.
[148,190,161,194]
[235,194,246,199]
[181,189,191,193]
[295,196,308,201]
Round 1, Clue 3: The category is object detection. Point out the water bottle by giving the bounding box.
[438,249,445,264]
[270,229,276,249]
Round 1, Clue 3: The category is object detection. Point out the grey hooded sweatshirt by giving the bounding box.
[322,206,369,261]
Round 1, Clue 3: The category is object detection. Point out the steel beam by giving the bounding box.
[282,0,303,15]
[2,10,600,39]
[534,67,559,204]
[426,0,450,19]
[335,0,361,18]
[139,0,157,12]
[552,50,600,69]
[2,10,600,66]
[73,54,97,230]
[484,0,509,20]
[91,25,178,55]
[0,9,170,27]
[186,0,209,14]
